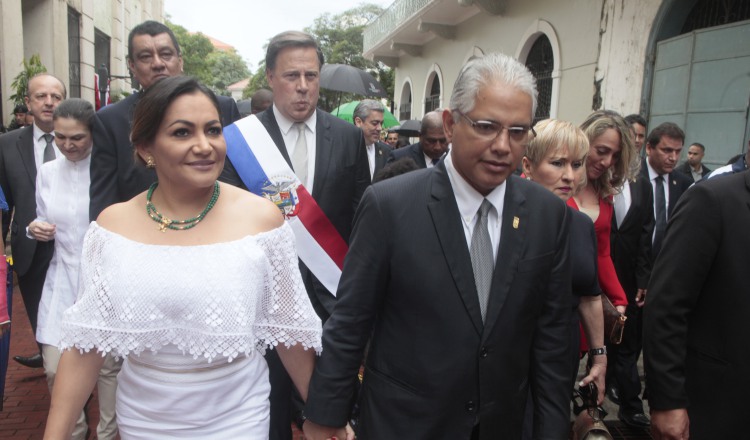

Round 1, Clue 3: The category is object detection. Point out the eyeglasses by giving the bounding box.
[455,111,535,144]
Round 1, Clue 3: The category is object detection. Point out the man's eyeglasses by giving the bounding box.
[455,111,535,144]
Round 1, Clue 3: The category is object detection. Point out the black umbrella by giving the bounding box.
[394,119,422,137]
[320,64,388,98]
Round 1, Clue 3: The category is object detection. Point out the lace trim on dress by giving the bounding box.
[59,222,322,362]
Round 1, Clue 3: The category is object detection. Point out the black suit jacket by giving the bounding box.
[644,171,750,438]
[611,176,654,299]
[372,141,391,178]
[246,108,370,319]
[676,161,711,183]
[89,92,241,219]
[306,167,573,439]
[386,142,427,168]
[0,126,54,276]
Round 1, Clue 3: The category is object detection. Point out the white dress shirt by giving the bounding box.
[32,123,61,172]
[366,143,376,178]
[33,153,91,346]
[443,152,505,260]
[272,105,317,193]
[613,180,631,228]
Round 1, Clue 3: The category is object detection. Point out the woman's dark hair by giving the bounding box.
[53,98,95,129]
[131,76,220,149]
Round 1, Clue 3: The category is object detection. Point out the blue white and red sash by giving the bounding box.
[224,115,346,296]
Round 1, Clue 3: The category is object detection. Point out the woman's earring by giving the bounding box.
[146,156,156,169]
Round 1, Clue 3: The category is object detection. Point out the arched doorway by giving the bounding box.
[399,81,412,121]
[525,35,553,124]
[424,72,441,113]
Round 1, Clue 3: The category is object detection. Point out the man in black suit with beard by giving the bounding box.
[89,20,241,220]
[304,53,572,440]
[238,30,369,440]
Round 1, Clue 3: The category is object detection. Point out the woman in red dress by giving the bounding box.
[569,110,639,326]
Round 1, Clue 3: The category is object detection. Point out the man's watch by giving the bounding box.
[589,347,607,356]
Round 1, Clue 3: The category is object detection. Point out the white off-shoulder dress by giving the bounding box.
[59,222,322,439]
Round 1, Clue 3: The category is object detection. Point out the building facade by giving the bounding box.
[364,0,750,168]
[0,0,164,127]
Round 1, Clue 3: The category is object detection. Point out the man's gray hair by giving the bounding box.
[353,99,385,122]
[449,52,537,119]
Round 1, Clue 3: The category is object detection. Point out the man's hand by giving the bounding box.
[579,361,606,405]
[28,221,56,242]
[302,420,354,440]
[651,408,689,440]
[635,289,647,307]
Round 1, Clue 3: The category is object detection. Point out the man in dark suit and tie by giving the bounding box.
[353,99,392,180]
[247,30,369,440]
[644,170,750,439]
[386,110,448,168]
[304,53,572,440]
[610,151,655,427]
[89,20,241,220]
[0,73,66,368]
[642,122,692,260]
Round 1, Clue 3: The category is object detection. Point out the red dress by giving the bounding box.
[567,196,628,352]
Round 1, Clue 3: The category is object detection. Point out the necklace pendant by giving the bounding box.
[159,217,172,232]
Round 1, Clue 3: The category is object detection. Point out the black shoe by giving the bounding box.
[618,409,650,428]
[606,386,620,405]
[13,353,43,368]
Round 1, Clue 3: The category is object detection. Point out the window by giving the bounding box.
[525,35,553,123]
[67,8,81,98]
[424,74,440,113]
[400,82,412,121]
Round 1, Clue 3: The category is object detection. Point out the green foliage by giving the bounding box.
[243,63,269,99]
[10,54,47,107]
[167,20,213,85]
[209,49,251,96]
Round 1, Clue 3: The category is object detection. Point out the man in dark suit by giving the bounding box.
[243,30,369,440]
[642,122,692,259]
[386,110,448,168]
[89,20,241,220]
[304,53,572,440]
[0,73,66,368]
[610,164,654,427]
[353,99,392,180]
[644,170,750,439]
[676,142,711,183]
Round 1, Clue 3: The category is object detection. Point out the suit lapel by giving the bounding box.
[258,109,292,167]
[620,177,645,228]
[411,143,427,168]
[667,172,680,216]
[17,127,37,185]
[374,142,389,174]
[313,111,333,199]
[427,164,483,335]
[483,177,526,337]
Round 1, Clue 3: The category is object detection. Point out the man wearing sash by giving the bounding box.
[225,30,369,440]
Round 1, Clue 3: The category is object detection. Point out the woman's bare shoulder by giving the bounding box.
[220,184,284,233]
[96,193,148,235]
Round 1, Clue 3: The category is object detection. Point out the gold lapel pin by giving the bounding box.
[513,216,519,229]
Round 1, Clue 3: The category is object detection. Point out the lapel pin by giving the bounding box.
[513,216,519,229]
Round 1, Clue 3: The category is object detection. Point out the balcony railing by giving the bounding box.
[364,0,434,53]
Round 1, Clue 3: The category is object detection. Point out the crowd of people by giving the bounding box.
[0,17,748,440]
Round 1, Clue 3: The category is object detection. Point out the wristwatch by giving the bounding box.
[589,347,607,356]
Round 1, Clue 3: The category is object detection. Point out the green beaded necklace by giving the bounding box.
[146,181,220,232]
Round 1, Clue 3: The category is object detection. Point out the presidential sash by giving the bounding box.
[224,115,346,296]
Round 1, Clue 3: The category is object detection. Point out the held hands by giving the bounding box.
[29,221,56,242]
[302,420,355,440]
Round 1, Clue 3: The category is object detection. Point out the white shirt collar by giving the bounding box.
[444,150,506,223]
[272,105,316,135]
[646,159,662,181]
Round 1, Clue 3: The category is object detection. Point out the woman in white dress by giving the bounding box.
[44,77,322,439]
[30,98,120,440]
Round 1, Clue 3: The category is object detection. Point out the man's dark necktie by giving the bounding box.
[653,175,667,256]
[470,199,494,322]
[42,133,56,163]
